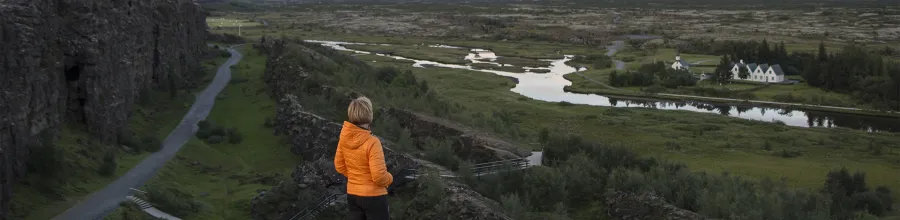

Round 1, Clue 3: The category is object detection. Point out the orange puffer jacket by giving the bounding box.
[334,121,394,197]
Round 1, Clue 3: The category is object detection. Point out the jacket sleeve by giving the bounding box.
[334,144,347,177]
[367,139,394,188]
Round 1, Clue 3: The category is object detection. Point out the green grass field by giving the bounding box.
[10,50,231,220]
[344,44,471,64]
[105,45,297,220]
[206,17,262,28]
[367,62,900,200]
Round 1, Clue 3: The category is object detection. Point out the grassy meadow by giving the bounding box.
[354,51,900,200]
[104,45,297,220]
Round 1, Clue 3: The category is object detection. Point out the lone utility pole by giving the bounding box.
[238,24,242,36]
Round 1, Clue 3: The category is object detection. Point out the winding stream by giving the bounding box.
[307,40,900,132]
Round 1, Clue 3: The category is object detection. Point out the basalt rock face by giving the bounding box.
[606,191,706,220]
[0,0,206,217]
[382,108,530,163]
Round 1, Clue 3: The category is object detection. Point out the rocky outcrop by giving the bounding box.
[0,0,206,217]
[606,191,706,220]
[250,158,346,220]
[402,159,513,220]
[251,94,509,219]
[273,95,341,161]
[383,108,530,163]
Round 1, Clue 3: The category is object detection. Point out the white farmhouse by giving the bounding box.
[670,54,691,71]
[731,60,786,83]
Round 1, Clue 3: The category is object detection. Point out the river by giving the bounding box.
[306,40,900,132]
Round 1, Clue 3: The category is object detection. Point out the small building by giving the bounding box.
[731,60,785,83]
[670,53,691,71]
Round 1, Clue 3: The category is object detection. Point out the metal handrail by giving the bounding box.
[288,193,342,220]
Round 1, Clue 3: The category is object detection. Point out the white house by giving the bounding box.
[670,55,691,70]
[731,60,785,83]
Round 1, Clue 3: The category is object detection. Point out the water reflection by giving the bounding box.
[306,40,900,132]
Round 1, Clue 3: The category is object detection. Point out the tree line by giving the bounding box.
[707,39,900,110]
[467,130,895,220]
[608,61,696,89]
[801,43,900,110]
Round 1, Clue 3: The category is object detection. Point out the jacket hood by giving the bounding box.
[340,121,372,150]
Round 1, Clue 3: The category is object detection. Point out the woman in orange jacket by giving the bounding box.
[334,97,393,220]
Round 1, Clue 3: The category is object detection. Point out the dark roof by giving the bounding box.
[746,63,758,71]
[758,64,769,72]
[676,60,691,67]
[771,64,785,75]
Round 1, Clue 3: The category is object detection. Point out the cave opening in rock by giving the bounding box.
[65,65,81,82]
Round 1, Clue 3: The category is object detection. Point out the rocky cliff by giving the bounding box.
[0,0,206,217]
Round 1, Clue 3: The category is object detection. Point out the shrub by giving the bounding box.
[196,120,214,139]
[227,128,244,144]
[210,126,227,137]
[763,140,773,151]
[207,135,225,144]
[141,136,162,152]
[643,84,666,94]
[117,130,139,147]
[99,151,117,176]
[557,101,574,106]
[424,138,460,170]
[198,120,212,130]
[777,149,803,158]
[27,140,63,177]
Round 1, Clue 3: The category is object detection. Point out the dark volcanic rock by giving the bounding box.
[0,0,206,217]
[273,95,341,161]
[250,158,346,220]
[606,191,706,220]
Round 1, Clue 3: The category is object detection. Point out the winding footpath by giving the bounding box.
[52,46,243,220]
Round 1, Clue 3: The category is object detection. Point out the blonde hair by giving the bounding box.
[348,97,374,125]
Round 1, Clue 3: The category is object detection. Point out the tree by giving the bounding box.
[500,194,528,220]
[714,55,733,84]
[608,70,620,87]
[99,151,117,176]
[777,41,788,62]
[818,41,828,62]
[739,66,750,80]
[758,39,771,63]
[523,166,567,211]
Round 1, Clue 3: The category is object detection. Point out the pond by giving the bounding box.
[306,40,900,132]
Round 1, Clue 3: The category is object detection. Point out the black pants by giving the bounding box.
[347,194,390,220]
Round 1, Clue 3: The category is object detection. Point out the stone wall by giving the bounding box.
[0,0,207,217]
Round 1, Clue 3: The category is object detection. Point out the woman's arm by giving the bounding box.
[367,139,394,188]
[334,144,347,176]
